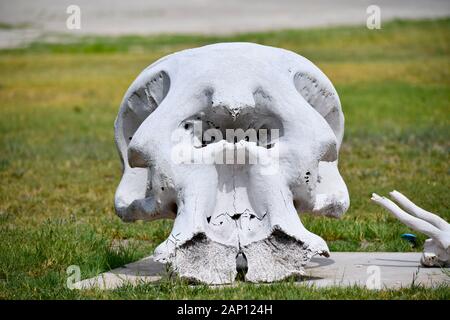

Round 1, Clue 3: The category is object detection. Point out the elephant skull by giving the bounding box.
[114,43,349,284]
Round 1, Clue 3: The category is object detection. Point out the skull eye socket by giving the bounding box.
[119,71,170,153]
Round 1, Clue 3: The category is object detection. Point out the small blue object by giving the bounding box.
[401,233,417,246]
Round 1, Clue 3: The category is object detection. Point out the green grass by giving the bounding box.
[0,22,31,30]
[0,19,449,299]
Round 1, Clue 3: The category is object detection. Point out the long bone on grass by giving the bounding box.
[371,191,450,267]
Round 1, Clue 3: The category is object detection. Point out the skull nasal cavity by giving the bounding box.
[127,145,147,168]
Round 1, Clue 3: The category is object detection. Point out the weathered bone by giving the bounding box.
[114,43,350,284]
[389,191,450,232]
[371,191,449,267]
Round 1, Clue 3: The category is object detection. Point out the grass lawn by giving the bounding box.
[0,19,449,299]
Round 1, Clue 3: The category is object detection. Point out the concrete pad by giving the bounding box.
[74,252,449,290]
[74,256,166,290]
[303,252,449,289]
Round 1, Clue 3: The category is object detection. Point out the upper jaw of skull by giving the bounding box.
[120,98,340,282]
[126,93,336,249]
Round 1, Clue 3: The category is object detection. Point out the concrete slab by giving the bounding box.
[74,252,449,290]
[303,252,449,289]
[74,256,166,290]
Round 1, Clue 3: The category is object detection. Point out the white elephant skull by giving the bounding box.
[372,191,450,267]
[114,43,349,284]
